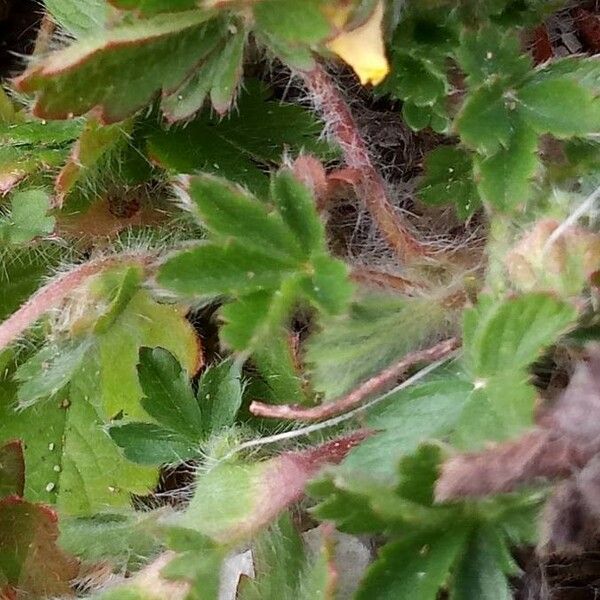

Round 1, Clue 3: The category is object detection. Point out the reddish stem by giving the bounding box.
[0,253,152,350]
[301,64,426,262]
[250,337,459,421]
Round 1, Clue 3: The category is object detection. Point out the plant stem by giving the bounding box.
[250,337,459,421]
[0,252,153,351]
[301,64,426,263]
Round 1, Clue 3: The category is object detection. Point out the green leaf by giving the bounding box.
[151,80,332,194]
[220,283,297,351]
[271,170,325,254]
[381,53,447,105]
[197,359,243,436]
[343,374,472,478]
[0,496,78,598]
[137,347,202,440]
[253,0,331,46]
[307,294,448,400]
[451,526,515,600]
[96,289,200,420]
[0,367,156,516]
[17,11,215,123]
[185,175,302,260]
[6,189,55,244]
[59,510,163,570]
[463,293,578,377]
[517,77,600,138]
[456,82,514,155]
[109,422,199,464]
[238,514,305,600]
[303,254,354,315]
[0,441,24,498]
[109,0,196,14]
[209,25,245,114]
[0,119,83,145]
[45,0,112,36]
[158,243,295,298]
[15,339,91,409]
[456,25,531,86]
[355,527,469,600]
[402,101,433,131]
[475,124,539,211]
[418,146,480,218]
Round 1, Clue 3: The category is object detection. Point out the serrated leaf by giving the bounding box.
[355,527,469,600]
[517,77,600,138]
[185,175,302,260]
[456,25,531,86]
[271,170,325,254]
[6,189,55,244]
[381,53,447,105]
[220,283,297,351]
[475,123,539,211]
[451,526,514,600]
[197,359,243,436]
[17,11,215,123]
[158,243,295,298]
[0,119,83,146]
[418,146,480,218]
[210,25,245,114]
[456,82,514,155]
[303,254,354,315]
[0,441,24,498]
[151,80,332,193]
[463,293,577,377]
[109,422,199,465]
[307,294,448,400]
[137,347,202,439]
[0,496,79,598]
[343,374,472,478]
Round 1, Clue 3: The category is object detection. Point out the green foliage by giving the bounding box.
[1,0,599,597]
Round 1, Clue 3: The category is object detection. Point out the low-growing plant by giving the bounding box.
[2,0,600,598]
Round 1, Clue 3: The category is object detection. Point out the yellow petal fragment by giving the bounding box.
[326,0,389,86]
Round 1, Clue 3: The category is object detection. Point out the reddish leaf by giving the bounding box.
[0,496,79,599]
[0,442,24,499]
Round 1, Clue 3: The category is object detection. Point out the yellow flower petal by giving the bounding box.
[326,1,389,86]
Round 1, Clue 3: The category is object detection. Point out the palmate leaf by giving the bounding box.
[150,81,333,194]
[417,146,480,218]
[158,173,353,355]
[110,349,243,465]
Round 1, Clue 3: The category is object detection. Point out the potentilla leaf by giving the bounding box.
[45,0,113,36]
[185,175,303,260]
[462,293,578,378]
[109,0,197,14]
[475,123,539,211]
[137,347,202,440]
[16,11,216,123]
[355,527,470,600]
[418,146,480,218]
[456,25,531,86]
[455,81,514,155]
[5,188,55,244]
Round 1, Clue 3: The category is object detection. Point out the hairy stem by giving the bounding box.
[250,337,459,421]
[0,252,154,351]
[301,64,426,262]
